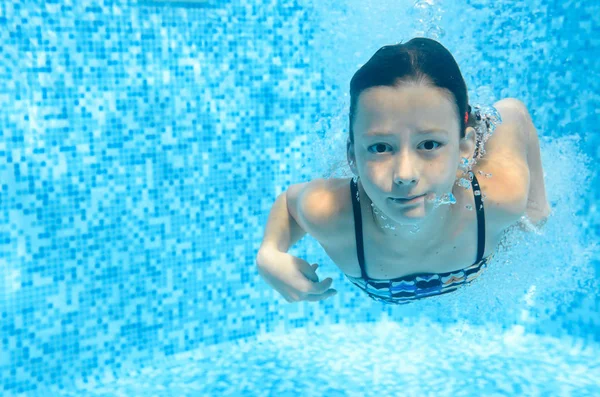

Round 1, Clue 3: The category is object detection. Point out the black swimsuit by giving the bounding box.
[345,171,494,304]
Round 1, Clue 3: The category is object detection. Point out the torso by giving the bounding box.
[305,101,530,280]
[317,176,500,280]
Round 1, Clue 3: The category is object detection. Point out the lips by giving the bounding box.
[390,194,424,200]
[388,194,426,206]
[390,194,425,200]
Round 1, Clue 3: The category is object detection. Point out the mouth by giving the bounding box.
[389,194,426,205]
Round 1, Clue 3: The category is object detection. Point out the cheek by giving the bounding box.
[363,167,383,185]
[360,158,393,183]
[424,157,459,185]
[428,160,456,176]
[356,153,380,174]
[356,161,388,193]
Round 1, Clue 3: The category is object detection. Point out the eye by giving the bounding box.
[368,143,392,154]
[419,141,443,151]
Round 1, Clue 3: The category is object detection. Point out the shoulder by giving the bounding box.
[473,98,532,231]
[494,97,529,116]
[286,177,351,244]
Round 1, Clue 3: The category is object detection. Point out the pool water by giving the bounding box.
[2,0,599,395]
[47,319,599,396]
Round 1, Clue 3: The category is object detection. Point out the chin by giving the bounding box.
[384,200,427,221]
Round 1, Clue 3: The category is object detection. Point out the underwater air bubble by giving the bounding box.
[460,157,470,169]
[370,202,421,234]
[432,192,456,208]
[471,104,502,166]
[456,178,471,189]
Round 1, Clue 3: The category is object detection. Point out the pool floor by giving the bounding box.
[43,318,600,396]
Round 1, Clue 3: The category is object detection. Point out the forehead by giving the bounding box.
[354,84,458,135]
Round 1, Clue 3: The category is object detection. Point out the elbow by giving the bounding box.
[527,198,551,222]
[533,205,551,226]
[522,203,551,231]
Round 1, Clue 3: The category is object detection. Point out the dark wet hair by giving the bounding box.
[348,37,476,143]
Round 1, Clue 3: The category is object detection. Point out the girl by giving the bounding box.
[256,37,550,304]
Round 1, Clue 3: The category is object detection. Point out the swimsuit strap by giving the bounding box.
[469,171,486,263]
[350,178,368,280]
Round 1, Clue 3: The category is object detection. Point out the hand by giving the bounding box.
[256,250,337,303]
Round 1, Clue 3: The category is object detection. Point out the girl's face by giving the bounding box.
[348,83,476,225]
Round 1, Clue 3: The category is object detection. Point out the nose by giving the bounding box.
[393,153,419,186]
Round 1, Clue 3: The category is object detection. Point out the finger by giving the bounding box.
[312,263,319,270]
[306,272,319,283]
[305,289,337,302]
[284,294,297,303]
[311,277,333,294]
[295,259,319,282]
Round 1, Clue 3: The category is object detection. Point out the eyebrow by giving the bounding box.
[365,129,448,137]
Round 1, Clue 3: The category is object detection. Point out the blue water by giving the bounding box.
[1,0,599,396]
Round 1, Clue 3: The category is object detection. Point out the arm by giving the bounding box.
[256,178,337,260]
[499,99,550,231]
[256,183,309,260]
[255,183,337,302]
[520,102,551,227]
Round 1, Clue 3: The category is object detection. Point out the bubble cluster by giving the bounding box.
[471,104,503,166]
[370,203,420,234]
[430,192,457,208]
[456,177,472,189]
[477,170,493,178]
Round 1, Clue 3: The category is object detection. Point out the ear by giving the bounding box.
[347,139,358,175]
[459,126,477,162]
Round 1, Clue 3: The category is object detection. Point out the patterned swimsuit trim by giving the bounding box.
[344,253,493,304]
[346,171,492,305]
